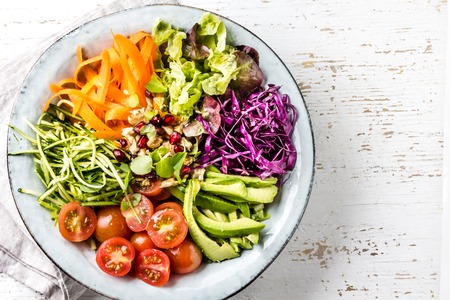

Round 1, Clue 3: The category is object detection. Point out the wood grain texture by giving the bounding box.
[0,0,446,299]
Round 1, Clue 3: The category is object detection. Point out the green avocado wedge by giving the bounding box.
[222,185,278,204]
[183,179,239,262]
[205,170,278,187]
[167,186,238,213]
[200,180,247,199]
[193,207,265,238]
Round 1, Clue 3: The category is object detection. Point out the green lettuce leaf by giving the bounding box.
[151,13,242,116]
[167,31,186,60]
[152,19,176,45]
[197,13,227,51]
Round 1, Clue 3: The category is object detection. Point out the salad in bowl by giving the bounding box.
[7,5,314,299]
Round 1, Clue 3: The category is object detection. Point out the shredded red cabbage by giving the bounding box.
[196,84,297,179]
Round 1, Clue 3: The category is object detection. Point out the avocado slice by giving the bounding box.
[183,179,239,262]
[196,192,238,213]
[167,186,238,213]
[205,170,278,187]
[200,180,247,199]
[245,185,278,204]
[193,207,265,238]
[222,185,278,204]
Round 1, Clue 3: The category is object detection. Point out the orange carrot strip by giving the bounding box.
[44,88,91,112]
[83,66,98,83]
[76,45,83,63]
[50,83,62,94]
[80,76,97,94]
[129,31,151,45]
[72,97,113,132]
[107,84,128,105]
[114,34,147,106]
[96,50,111,104]
[140,36,156,76]
[119,34,150,84]
[105,106,131,125]
[107,48,123,84]
[74,55,102,87]
[114,38,139,97]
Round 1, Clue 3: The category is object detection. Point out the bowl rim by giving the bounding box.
[7,3,316,299]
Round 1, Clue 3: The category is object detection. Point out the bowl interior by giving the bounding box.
[7,4,314,300]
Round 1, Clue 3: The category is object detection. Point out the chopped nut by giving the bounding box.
[162,126,173,136]
[147,136,163,149]
[180,137,193,152]
[128,138,139,155]
[174,121,187,133]
[138,148,147,157]
[191,168,205,180]
[122,127,135,137]
[141,178,150,187]
[128,107,146,126]
[160,178,178,188]
[184,156,194,166]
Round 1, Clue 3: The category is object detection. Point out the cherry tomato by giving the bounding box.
[154,201,183,214]
[94,206,132,243]
[131,180,163,197]
[165,239,203,274]
[130,231,155,255]
[96,237,135,277]
[121,194,154,232]
[135,248,170,286]
[149,188,171,201]
[58,202,97,242]
[147,209,188,249]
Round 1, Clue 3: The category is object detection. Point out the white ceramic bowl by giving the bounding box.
[7,4,314,299]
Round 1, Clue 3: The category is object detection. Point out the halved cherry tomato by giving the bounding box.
[131,180,162,197]
[130,231,155,255]
[154,201,183,214]
[146,209,188,249]
[121,194,154,232]
[149,188,171,201]
[135,248,170,286]
[58,202,97,242]
[96,237,135,277]
[94,206,132,243]
[165,239,203,274]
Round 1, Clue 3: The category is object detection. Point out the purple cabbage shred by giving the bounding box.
[196,85,298,180]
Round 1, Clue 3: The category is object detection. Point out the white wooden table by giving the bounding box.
[0,0,446,299]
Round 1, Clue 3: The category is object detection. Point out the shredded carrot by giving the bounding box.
[73,55,102,88]
[95,50,111,104]
[107,84,128,106]
[140,36,156,75]
[76,45,83,63]
[45,31,158,139]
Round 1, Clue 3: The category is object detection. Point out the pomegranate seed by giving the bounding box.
[150,115,161,126]
[134,121,146,134]
[137,135,148,148]
[162,114,175,126]
[145,171,158,181]
[145,89,152,98]
[155,127,165,136]
[169,132,182,144]
[174,145,184,153]
[119,139,128,148]
[113,149,127,162]
[181,165,190,175]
